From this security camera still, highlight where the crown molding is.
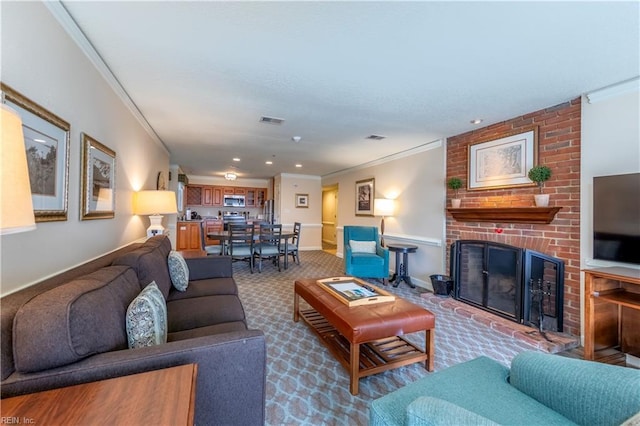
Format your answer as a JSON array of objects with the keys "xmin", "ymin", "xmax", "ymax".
[
  {"xmin": 43, "ymin": 1, "xmax": 169, "ymax": 156},
  {"xmin": 586, "ymin": 77, "xmax": 640, "ymax": 104},
  {"xmin": 322, "ymin": 139, "xmax": 443, "ymax": 180}
]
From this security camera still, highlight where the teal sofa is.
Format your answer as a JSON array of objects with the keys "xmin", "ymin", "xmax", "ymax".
[{"xmin": 370, "ymin": 352, "xmax": 640, "ymax": 426}]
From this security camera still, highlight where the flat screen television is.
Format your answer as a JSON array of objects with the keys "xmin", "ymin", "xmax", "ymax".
[{"xmin": 593, "ymin": 172, "xmax": 640, "ymax": 265}]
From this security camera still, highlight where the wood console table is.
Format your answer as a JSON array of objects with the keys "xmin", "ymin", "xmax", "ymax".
[
  {"xmin": 584, "ymin": 267, "xmax": 640, "ymax": 361},
  {"xmin": 1, "ymin": 364, "xmax": 197, "ymax": 425}
]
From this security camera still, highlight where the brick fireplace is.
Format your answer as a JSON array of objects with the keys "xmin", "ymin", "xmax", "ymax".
[{"xmin": 445, "ymin": 98, "xmax": 581, "ymax": 336}]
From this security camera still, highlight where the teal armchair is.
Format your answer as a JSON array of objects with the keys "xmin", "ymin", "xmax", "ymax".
[{"xmin": 343, "ymin": 226, "xmax": 389, "ymax": 283}]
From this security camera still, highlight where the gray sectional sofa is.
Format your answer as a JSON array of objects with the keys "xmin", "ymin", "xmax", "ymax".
[{"xmin": 1, "ymin": 236, "xmax": 266, "ymax": 426}]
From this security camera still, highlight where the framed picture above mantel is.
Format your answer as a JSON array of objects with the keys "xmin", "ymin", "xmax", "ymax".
[{"xmin": 467, "ymin": 126, "xmax": 538, "ymax": 191}]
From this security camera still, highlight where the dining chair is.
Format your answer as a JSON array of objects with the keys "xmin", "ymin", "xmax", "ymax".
[
  {"xmin": 200, "ymin": 222, "xmax": 222, "ymax": 255},
  {"xmin": 254, "ymin": 223, "xmax": 282, "ymax": 272},
  {"xmin": 280, "ymin": 222, "xmax": 301, "ymax": 266},
  {"xmin": 228, "ymin": 223, "xmax": 255, "ymax": 273}
]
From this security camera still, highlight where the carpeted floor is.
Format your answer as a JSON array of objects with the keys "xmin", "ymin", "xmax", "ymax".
[{"xmin": 233, "ymin": 250, "xmax": 537, "ymax": 426}]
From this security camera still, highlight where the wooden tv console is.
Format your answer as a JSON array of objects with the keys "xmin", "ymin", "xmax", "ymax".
[{"xmin": 584, "ymin": 267, "xmax": 640, "ymax": 361}]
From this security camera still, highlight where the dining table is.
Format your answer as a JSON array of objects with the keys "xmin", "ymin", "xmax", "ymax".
[{"xmin": 206, "ymin": 231, "xmax": 296, "ymax": 270}]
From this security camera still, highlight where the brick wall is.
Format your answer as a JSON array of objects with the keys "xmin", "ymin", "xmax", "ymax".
[{"xmin": 445, "ymin": 98, "xmax": 581, "ymax": 336}]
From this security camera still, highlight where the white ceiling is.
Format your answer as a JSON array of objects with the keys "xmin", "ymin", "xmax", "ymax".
[{"xmin": 58, "ymin": 1, "xmax": 639, "ymax": 179}]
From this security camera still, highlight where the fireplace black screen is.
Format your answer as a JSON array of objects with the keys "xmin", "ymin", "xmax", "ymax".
[{"xmin": 451, "ymin": 240, "xmax": 564, "ymax": 332}]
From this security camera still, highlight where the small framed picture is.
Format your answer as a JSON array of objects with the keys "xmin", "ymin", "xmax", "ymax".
[
  {"xmin": 355, "ymin": 178, "xmax": 375, "ymax": 216},
  {"xmin": 295, "ymin": 193, "xmax": 309, "ymax": 208},
  {"xmin": 81, "ymin": 133, "xmax": 116, "ymax": 220}
]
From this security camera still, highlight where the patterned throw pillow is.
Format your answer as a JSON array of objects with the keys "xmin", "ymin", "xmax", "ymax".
[
  {"xmin": 167, "ymin": 250, "xmax": 189, "ymax": 291},
  {"xmin": 126, "ymin": 281, "xmax": 167, "ymax": 348},
  {"xmin": 349, "ymin": 240, "xmax": 377, "ymax": 254}
]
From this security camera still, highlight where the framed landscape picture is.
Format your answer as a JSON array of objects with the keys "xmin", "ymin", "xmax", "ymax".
[
  {"xmin": 81, "ymin": 133, "xmax": 116, "ymax": 220},
  {"xmin": 355, "ymin": 178, "xmax": 374, "ymax": 216},
  {"xmin": 468, "ymin": 126, "xmax": 538, "ymax": 190},
  {"xmin": 1, "ymin": 83, "xmax": 70, "ymax": 222}
]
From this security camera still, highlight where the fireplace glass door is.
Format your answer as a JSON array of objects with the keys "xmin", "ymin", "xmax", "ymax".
[{"xmin": 453, "ymin": 241, "xmax": 523, "ymax": 322}]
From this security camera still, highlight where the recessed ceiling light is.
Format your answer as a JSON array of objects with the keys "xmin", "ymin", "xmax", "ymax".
[
  {"xmin": 470, "ymin": 119, "xmax": 483, "ymax": 125},
  {"xmin": 233, "ymin": 157, "xmax": 240, "ymax": 162},
  {"xmin": 366, "ymin": 134, "xmax": 386, "ymax": 140},
  {"xmin": 295, "ymin": 164, "xmax": 302, "ymax": 168},
  {"xmin": 265, "ymin": 161, "xmax": 273, "ymax": 165},
  {"xmin": 260, "ymin": 116, "xmax": 285, "ymax": 125},
  {"xmin": 292, "ymin": 136, "xmax": 301, "ymax": 143}
]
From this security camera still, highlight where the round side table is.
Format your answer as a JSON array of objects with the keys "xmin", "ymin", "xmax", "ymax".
[{"xmin": 386, "ymin": 243, "xmax": 418, "ymax": 288}]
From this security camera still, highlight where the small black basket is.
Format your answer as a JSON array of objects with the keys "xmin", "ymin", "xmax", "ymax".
[{"xmin": 430, "ymin": 274, "xmax": 453, "ymax": 297}]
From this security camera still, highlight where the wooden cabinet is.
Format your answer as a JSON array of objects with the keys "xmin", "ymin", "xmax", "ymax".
[
  {"xmin": 256, "ymin": 188, "xmax": 266, "ymax": 207},
  {"xmin": 584, "ymin": 267, "xmax": 640, "ymax": 360},
  {"xmin": 186, "ymin": 185, "xmax": 203, "ymax": 206},
  {"xmin": 246, "ymin": 188, "xmax": 256, "ymax": 207},
  {"xmin": 186, "ymin": 185, "xmax": 266, "ymax": 207},
  {"xmin": 176, "ymin": 222, "xmax": 202, "ymax": 250},
  {"xmin": 202, "ymin": 187, "xmax": 213, "ymax": 206},
  {"xmin": 222, "ymin": 186, "xmax": 246, "ymax": 195},
  {"xmin": 212, "ymin": 187, "xmax": 223, "ymax": 206}
]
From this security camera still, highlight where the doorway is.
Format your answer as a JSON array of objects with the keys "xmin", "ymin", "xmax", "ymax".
[{"xmin": 322, "ymin": 185, "xmax": 338, "ymax": 255}]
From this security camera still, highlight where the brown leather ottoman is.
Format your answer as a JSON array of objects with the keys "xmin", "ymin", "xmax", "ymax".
[{"xmin": 293, "ymin": 278, "xmax": 435, "ymax": 395}]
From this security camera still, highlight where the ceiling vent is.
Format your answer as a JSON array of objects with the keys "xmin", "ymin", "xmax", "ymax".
[
  {"xmin": 260, "ymin": 116, "xmax": 285, "ymax": 125},
  {"xmin": 366, "ymin": 134, "xmax": 386, "ymax": 140}
]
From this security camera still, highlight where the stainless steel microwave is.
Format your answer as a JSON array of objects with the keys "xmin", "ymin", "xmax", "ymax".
[{"xmin": 223, "ymin": 195, "xmax": 245, "ymax": 207}]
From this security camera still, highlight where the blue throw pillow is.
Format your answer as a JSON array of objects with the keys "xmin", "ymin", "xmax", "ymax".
[
  {"xmin": 126, "ymin": 281, "xmax": 167, "ymax": 348},
  {"xmin": 167, "ymin": 250, "xmax": 189, "ymax": 291}
]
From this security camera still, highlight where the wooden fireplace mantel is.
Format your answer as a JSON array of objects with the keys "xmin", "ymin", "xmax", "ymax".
[{"xmin": 446, "ymin": 207, "xmax": 562, "ymax": 224}]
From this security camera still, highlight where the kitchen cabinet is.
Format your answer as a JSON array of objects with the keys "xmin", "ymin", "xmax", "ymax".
[
  {"xmin": 186, "ymin": 185, "xmax": 203, "ymax": 206},
  {"xmin": 246, "ymin": 188, "xmax": 256, "ymax": 207},
  {"xmin": 256, "ymin": 188, "xmax": 266, "ymax": 207},
  {"xmin": 176, "ymin": 222, "xmax": 202, "ymax": 250},
  {"xmin": 186, "ymin": 185, "xmax": 266, "ymax": 207},
  {"xmin": 202, "ymin": 187, "xmax": 214, "ymax": 206},
  {"xmin": 212, "ymin": 187, "xmax": 223, "ymax": 206}
]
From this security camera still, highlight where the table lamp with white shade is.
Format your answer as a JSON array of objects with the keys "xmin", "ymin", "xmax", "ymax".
[
  {"xmin": 1, "ymin": 104, "xmax": 36, "ymax": 235},
  {"xmin": 134, "ymin": 190, "xmax": 177, "ymax": 238},
  {"xmin": 374, "ymin": 198, "xmax": 395, "ymax": 247}
]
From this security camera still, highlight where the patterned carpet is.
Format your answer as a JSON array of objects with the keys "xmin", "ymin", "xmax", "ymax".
[{"xmin": 233, "ymin": 250, "xmax": 536, "ymax": 426}]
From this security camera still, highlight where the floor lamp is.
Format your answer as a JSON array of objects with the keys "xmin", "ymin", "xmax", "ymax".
[{"xmin": 374, "ymin": 198, "xmax": 395, "ymax": 247}]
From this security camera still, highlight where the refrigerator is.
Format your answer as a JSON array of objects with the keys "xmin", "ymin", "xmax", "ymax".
[{"xmin": 263, "ymin": 199, "xmax": 274, "ymax": 224}]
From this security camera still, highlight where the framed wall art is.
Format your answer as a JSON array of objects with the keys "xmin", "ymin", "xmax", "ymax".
[
  {"xmin": 355, "ymin": 178, "xmax": 374, "ymax": 216},
  {"xmin": 81, "ymin": 133, "xmax": 116, "ymax": 220},
  {"xmin": 1, "ymin": 83, "xmax": 70, "ymax": 222},
  {"xmin": 468, "ymin": 126, "xmax": 539, "ymax": 190},
  {"xmin": 295, "ymin": 193, "xmax": 309, "ymax": 208}
]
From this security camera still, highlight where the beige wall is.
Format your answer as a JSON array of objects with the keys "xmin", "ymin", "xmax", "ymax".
[
  {"xmin": 580, "ymin": 84, "xmax": 640, "ymax": 271},
  {"xmin": 322, "ymin": 140, "xmax": 446, "ymax": 288},
  {"xmin": 276, "ymin": 174, "xmax": 322, "ymax": 250},
  {"xmin": 0, "ymin": 2, "xmax": 170, "ymax": 294}
]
